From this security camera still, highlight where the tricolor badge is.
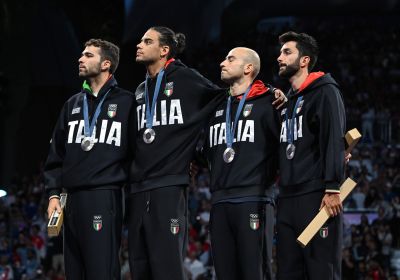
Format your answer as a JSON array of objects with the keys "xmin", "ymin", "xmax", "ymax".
[
  {"xmin": 164, "ymin": 82, "xmax": 174, "ymax": 97},
  {"xmin": 93, "ymin": 215, "xmax": 102, "ymax": 231},
  {"xmin": 107, "ymin": 104, "xmax": 117, "ymax": 118},
  {"xmin": 249, "ymin": 214, "xmax": 260, "ymax": 230},
  {"xmin": 243, "ymin": 104, "xmax": 253, "ymax": 117},
  {"xmin": 296, "ymin": 100, "xmax": 304, "ymax": 114},
  {"xmin": 320, "ymin": 226, "xmax": 328, "ymax": 238},
  {"xmin": 170, "ymin": 218, "xmax": 180, "ymax": 235}
]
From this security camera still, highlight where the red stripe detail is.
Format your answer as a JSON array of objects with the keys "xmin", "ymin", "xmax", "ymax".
[
  {"xmin": 236, "ymin": 80, "xmax": 269, "ymax": 100},
  {"xmin": 298, "ymin": 71, "xmax": 325, "ymax": 93},
  {"xmin": 165, "ymin": 58, "xmax": 175, "ymax": 69}
]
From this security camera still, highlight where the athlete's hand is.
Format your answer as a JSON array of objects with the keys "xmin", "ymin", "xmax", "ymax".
[
  {"xmin": 272, "ymin": 89, "xmax": 287, "ymax": 110},
  {"xmin": 344, "ymin": 152, "xmax": 352, "ymax": 164},
  {"xmin": 47, "ymin": 197, "xmax": 62, "ymax": 219},
  {"xmin": 320, "ymin": 193, "xmax": 343, "ymax": 217}
]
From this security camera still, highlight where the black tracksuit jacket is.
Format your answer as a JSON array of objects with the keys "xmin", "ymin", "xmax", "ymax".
[
  {"xmin": 205, "ymin": 80, "xmax": 281, "ymax": 203},
  {"xmin": 129, "ymin": 60, "xmax": 224, "ymax": 193},
  {"xmin": 44, "ymin": 77, "xmax": 135, "ymax": 197},
  {"xmin": 278, "ymin": 72, "xmax": 346, "ymax": 197}
]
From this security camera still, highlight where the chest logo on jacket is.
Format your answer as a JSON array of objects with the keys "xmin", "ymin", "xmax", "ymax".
[
  {"xmin": 107, "ymin": 104, "xmax": 117, "ymax": 118},
  {"xmin": 67, "ymin": 120, "xmax": 121, "ymax": 146},
  {"xmin": 136, "ymin": 99, "xmax": 184, "ymax": 130},
  {"xmin": 243, "ymin": 104, "xmax": 253, "ymax": 117},
  {"xmin": 209, "ymin": 120, "xmax": 254, "ymax": 147},
  {"xmin": 164, "ymin": 82, "xmax": 174, "ymax": 97}
]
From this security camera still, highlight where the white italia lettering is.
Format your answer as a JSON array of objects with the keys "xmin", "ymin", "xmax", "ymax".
[
  {"xmin": 169, "ymin": 99, "xmax": 183, "ymax": 124},
  {"xmin": 99, "ymin": 120, "xmax": 108, "ymax": 143},
  {"xmin": 67, "ymin": 120, "xmax": 122, "ymax": 147},
  {"xmin": 106, "ymin": 122, "xmax": 121, "ymax": 146},
  {"xmin": 241, "ymin": 120, "xmax": 254, "ymax": 142},
  {"xmin": 298, "ymin": 115, "xmax": 303, "ymax": 138},
  {"xmin": 136, "ymin": 99, "xmax": 184, "ymax": 130},
  {"xmin": 279, "ymin": 116, "xmax": 303, "ymax": 143},
  {"xmin": 67, "ymin": 121, "xmax": 78, "ymax": 143},
  {"xmin": 152, "ymin": 105, "xmax": 160, "ymax": 126},
  {"xmin": 140, "ymin": 104, "xmax": 146, "ymax": 130},
  {"xmin": 137, "ymin": 105, "xmax": 143, "ymax": 131},
  {"xmin": 213, "ymin": 123, "xmax": 221, "ymax": 147},
  {"xmin": 235, "ymin": 120, "xmax": 243, "ymax": 142},
  {"xmin": 218, "ymin": 123, "xmax": 226, "ymax": 145},
  {"xmin": 75, "ymin": 120, "xmax": 85, "ymax": 143},
  {"xmin": 209, "ymin": 120, "xmax": 254, "ymax": 147},
  {"xmin": 209, "ymin": 126, "xmax": 213, "ymax": 148},
  {"xmin": 280, "ymin": 121, "xmax": 287, "ymax": 142},
  {"xmin": 161, "ymin": 100, "xmax": 167, "ymax": 125}
]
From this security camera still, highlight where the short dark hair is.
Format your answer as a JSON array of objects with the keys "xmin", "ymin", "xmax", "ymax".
[
  {"xmin": 85, "ymin": 39, "xmax": 120, "ymax": 74},
  {"xmin": 150, "ymin": 26, "xmax": 186, "ymax": 59},
  {"xmin": 279, "ymin": 31, "xmax": 319, "ymax": 71}
]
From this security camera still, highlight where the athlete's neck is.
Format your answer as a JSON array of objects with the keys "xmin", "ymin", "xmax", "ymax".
[
  {"xmin": 88, "ymin": 73, "xmax": 112, "ymax": 93},
  {"xmin": 289, "ymin": 69, "xmax": 308, "ymax": 91},
  {"xmin": 147, "ymin": 58, "xmax": 168, "ymax": 78},
  {"xmin": 230, "ymin": 79, "xmax": 253, "ymax": 97}
]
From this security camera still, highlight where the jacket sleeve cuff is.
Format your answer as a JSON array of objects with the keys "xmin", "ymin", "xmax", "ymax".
[
  {"xmin": 47, "ymin": 189, "xmax": 62, "ymax": 199},
  {"xmin": 265, "ymin": 83, "xmax": 277, "ymax": 93},
  {"xmin": 325, "ymin": 189, "xmax": 340, "ymax": 194},
  {"xmin": 325, "ymin": 181, "xmax": 340, "ymax": 194}
]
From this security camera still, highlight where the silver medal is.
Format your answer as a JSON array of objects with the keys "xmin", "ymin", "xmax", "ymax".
[
  {"xmin": 286, "ymin": 143, "xmax": 296, "ymax": 160},
  {"xmin": 81, "ymin": 137, "xmax": 94, "ymax": 151},
  {"xmin": 143, "ymin": 128, "xmax": 156, "ymax": 144},
  {"xmin": 223, "ymin": 147, "xmax": 235, "ymax": 163}
]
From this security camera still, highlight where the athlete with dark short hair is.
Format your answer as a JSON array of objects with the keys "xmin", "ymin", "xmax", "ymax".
[{"xmin": 45, "ymin": 39, "xmax": 135, "ymax": 279}]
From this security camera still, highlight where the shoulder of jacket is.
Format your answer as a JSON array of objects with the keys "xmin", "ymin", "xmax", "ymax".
[{"xmin": 65, "ymin": 91, "xmax": 84, "ymax": 104}]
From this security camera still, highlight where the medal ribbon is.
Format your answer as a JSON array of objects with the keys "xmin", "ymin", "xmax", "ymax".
[
  {"xmin": 144, "ymin": 69, "xmax": 165, "ymax": 129},
  {"xmin": 284, "ymin": 95, "xmax": 303, "ymax": 144},
  {"xmin": 83, "ymin": 89, "xmax": 112, "ymax": 138},
  {"xmin": 225, "ymin": 86, "xmax": 251, "ymax": 148}
]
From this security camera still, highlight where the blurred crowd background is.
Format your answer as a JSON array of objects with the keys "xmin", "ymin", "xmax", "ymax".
[{"xmin": 1, "ymin": 0, "xmax": 400, "ymax": 279}]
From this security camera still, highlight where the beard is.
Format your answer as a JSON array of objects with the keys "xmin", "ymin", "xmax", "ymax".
[
  {"xmin": 79, "ymin": 63, "xmax": 102, "ymax": 78},
  {"xmin": 278, "ymin": 58, "xmax": 301, "ymax": 79}
]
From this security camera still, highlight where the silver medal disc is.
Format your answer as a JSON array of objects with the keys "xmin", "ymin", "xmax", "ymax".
[
  {"xmin": 81, "ymin": 137, "xmax": 94, "ymax": 151},
  {"xmin": 286, "ymin": 143, "xmax": 296, "ymax": 160},
  {"xmin": 223, "ymin": 147, "xmax": 235, "ymax": 163},
  {"xmin": 143, "ymin": 128, "xmax": 156, "ymax": 144}
]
